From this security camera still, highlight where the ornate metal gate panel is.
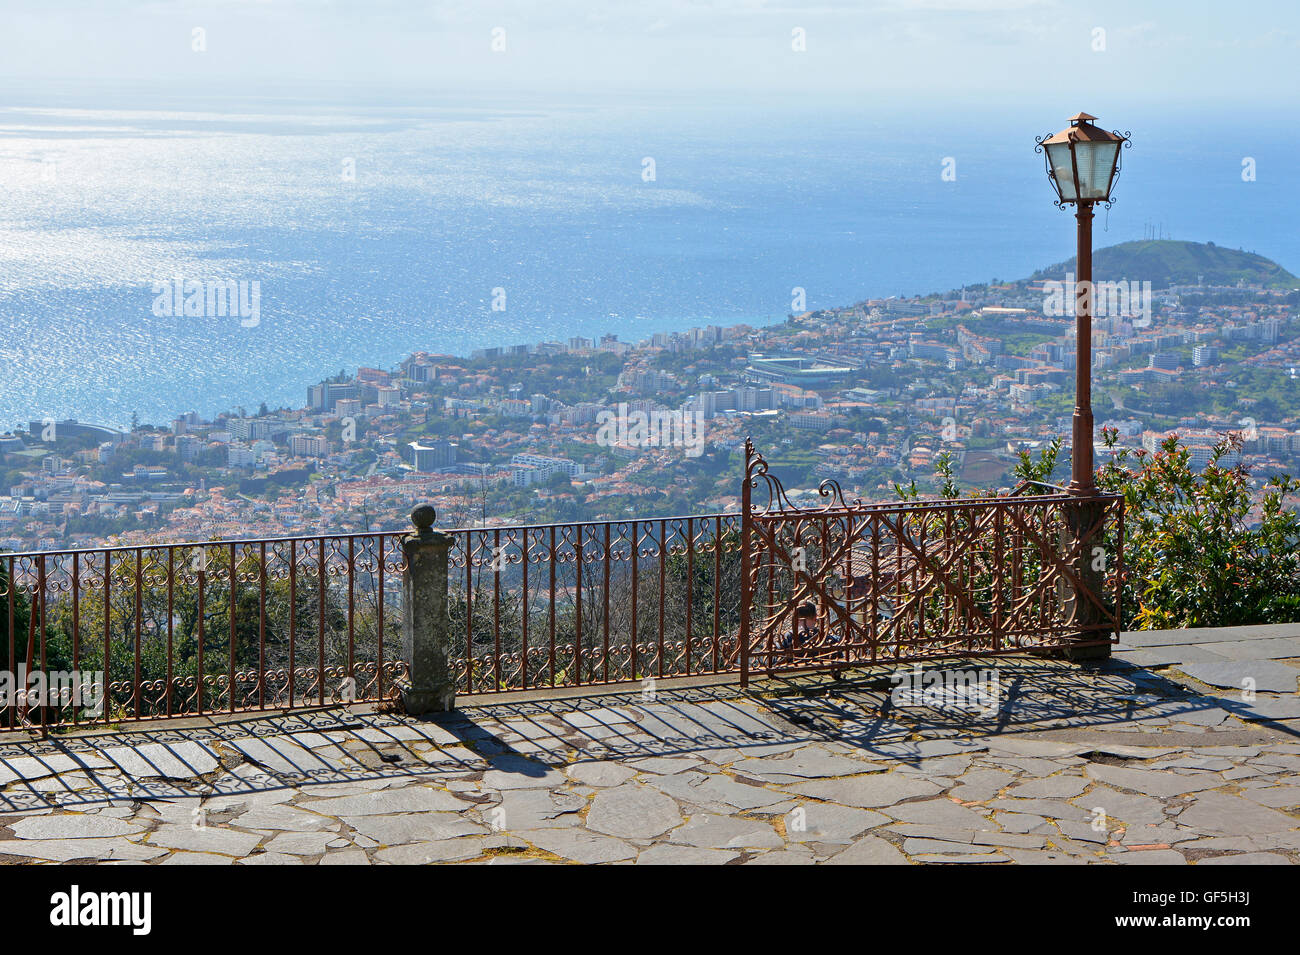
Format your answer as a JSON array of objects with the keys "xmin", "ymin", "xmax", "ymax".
[{"xmin": 738, "ymin": 441, "xmax": 1123, "ymax": 683}]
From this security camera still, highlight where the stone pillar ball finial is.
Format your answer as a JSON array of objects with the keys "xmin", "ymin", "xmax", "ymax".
[{"xmin": 410, "ymin": 503, "xmax": 437, "ymax": 540}]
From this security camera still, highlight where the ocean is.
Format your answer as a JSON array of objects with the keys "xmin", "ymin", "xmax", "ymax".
[{"xmin": 0, "ymin": 92, "xmax": 1295, "ymax": 430}]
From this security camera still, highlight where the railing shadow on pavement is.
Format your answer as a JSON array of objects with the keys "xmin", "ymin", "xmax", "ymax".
[
  {"xmin": 4, "ymin": 648, "xmax": 1292, "ymax": 814},
  {"xmin": 746, "ymin": 655, "xmax": 1300, "ymax": 765}
]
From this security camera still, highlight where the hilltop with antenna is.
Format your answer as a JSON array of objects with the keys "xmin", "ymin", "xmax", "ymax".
[{"xmin": 1030, "ymin": 239, "xmax": 1297, "ymax": 289}]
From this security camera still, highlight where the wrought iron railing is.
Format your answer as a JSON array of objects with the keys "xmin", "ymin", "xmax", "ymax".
[
  {"xmin": 0, "ymin": 445, "xmax": 1124, "ymax": 732},
  {"xmin": 739, "ymin": 440, "xmax": 1124, "ymax": 681},
  {"xmin": 0, "ymin": 516, "xmax": 750, "ymax": 731},
  {"xmin": 1, "ymin": 533, "xmax": 408, "ymax": 732},
  {"xmin": 447, "ymin": 515, "xmax": 744, "ymax": 694}
]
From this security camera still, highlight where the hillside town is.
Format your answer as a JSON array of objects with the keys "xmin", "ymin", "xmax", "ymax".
[{"xmin": 3, "ymin": 267, "xmax": 1298, "ymax": 553}]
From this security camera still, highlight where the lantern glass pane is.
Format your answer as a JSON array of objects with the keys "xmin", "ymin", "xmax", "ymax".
[
  {"xmin": 1044, "ymin": 142, "xmax": 1077, "ymax": 200},
  {"xmin": 1073, "ymin": 141, "xmax": 1120, "ymax": 200}
]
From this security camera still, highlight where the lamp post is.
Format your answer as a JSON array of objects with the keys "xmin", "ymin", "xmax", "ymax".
[{"xmin": 1036, "ymin": 112, "xmax": 1129, "ymax": 496}]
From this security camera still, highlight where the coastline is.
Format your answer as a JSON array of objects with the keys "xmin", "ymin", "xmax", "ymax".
[{"xmin": 15, "ymin": 307, "xmax": 799, "ymax": 433}]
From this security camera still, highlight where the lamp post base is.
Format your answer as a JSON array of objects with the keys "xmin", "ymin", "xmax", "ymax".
[{"xmin": 1060, "ymin": 641, "xmax": 1111, "ymax": 662}]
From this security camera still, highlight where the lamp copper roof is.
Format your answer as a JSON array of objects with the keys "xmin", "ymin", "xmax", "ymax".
[{"xmin": 1043, "ymin": 112, "xmax": 1123, "ymax": 144}]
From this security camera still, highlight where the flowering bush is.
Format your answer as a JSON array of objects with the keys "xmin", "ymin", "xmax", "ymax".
[{"xmin": 1095, "ymin": 428, "xmax": 1300, "ymax": 629}]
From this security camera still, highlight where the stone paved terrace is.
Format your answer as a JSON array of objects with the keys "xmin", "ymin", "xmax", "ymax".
[{"xmin": 1, "ymin": 624, "xmax": 1298, "ymax": 865}]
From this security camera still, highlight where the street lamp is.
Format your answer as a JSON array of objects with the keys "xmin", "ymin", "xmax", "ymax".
[{"xmin": 1036, "ymin": 112, "xmax": 1130, "ymax": 496}]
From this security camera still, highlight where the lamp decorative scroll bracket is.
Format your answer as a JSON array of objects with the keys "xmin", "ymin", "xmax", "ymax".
[
  {"xmin": 1100, "ymin": 131, "xmax": 1134, "ymax": 211},
  {"xmin": 1034, "ymin": 133, "xmax": 1068, "ymax": 212},
  {"xmin": 744, "ymin": 439, "xmax": 862, "ymax": 516}
]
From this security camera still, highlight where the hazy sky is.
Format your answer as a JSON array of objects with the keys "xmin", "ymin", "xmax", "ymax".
[{"xmin": 1, "ymin": 0, "xmax": 1295, "ymax": 106}]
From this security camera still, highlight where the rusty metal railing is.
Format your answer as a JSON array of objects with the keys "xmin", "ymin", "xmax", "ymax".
[
  {"xmin": 739, "ymin": 440, "xmax": 1124, "ymax": 682},
  {"xmin": 0, "ymin": 515, "xmax": 749, "ymax": 731},
  {"xmin": 1, "ymin": 533, "xmax": 409, "ymax": 732},
  {"xmin": 447, "ymin": 515, "xmax": 744, "ymax": 694},
  {"xmin": 1, "ymin": 446, "xmax": 1124, "ymax": 731}
]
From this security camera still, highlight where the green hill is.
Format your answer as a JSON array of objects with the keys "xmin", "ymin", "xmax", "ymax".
[{"xmin": 1030, "ymin": 240, "xmax": 1297, "ymax": 290}]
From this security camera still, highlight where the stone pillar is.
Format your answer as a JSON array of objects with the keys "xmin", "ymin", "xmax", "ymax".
[
  {"xmin": 400, "ymin": 504, "xmax": 456, "ymax": 714},
  {"xmin": 1063, "ymin": 497, "xmax": 1110, "ymax": 661}
]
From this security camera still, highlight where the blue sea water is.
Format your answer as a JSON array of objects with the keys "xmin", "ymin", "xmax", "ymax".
[{"xmin": 0, "ymin": 93, "xmax": 1295, "ymax": 430}]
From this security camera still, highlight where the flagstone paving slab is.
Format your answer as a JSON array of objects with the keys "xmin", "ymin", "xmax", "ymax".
[
  {"xmin": 1241, "ymin": 785, "xmax": 1300, "ymax": 808},
  {"xmin": 565, "ymin": 762, "xmax": 637, "ymax": 788},
  {"xmin": 148, "ymin": 824, "xmax": 263, "ymax": 857},
  {"xmin": 667, "ymin": 814, "xmax": 784, "ymax": 850},
  {"xmin": 299, "ymin": 786, "xmax": 471, "ymax": 816},
  {"xmin": 101, "ymin": 742, "xmax": 221, "ymax": 779},
  {"xmin": 480, "ymin": 755, "xmax": 568, "ymax": 791},
  {"xmin": 230, "ymin": 805, "xmax": 339, "ymax": 832},
  {"xmin": 730, "ymin": 747, "xmax": 888, "ymax": 782},
  {"xmin": 685, "ymin": 775, "xmax": 792, "ymax": 811},
  {"xmin": 880, "ymin": 798, "xmax": 993, "ymax": 829},
  {"xmin": 8, "ymin": 813, "xmax": 144, "ymax": 839},
  {"xmin": 1158, "ymin": 704, "xmax": 1233, "ymax": 727},
  {"xmin": 262, "ymin": 831, "xmax": 340, "ymax": 855},
  {"xmin": 949, "ymin": 768, "xmax": 1015, "ymax": 801},
  {"xmin": 1220, "ymin": 695, "xmax": 1300, "ymax": 720},
  {"xmin": 1001, "ymin": 848, "xmax": 1089, "ymax": 864},
  {"xmin": 903, "ymin": 837, "xmax": 997, "ymax": 855},
  {"xmin": 1114, "ymin": 646, "xmax": 1231, "ymax": 666},
  {"xmin": 995, "ymin": 811, "xmax": 1051, "ymax": 833},
  {"xmin": 522, "ymin": 828, "xmax": 637, "ymax": 863},
  {"xmin": 1119, "ymin": 623, "xmax": 1300, "ymax": 647},
  {"xmin": 160, "ymin": 852, "xmax": 235, "ymax": 865},
  {"xmin": 0, "ymin": 837, "xmax": 166, "ymax": 862},
  {"xmin": 1083, "ymin": 763, "xmax": 1224, "ymax": 798},
  {"xmin": 986, "ymin": 798, "xmax": 1094, "ymax": 822},
  {"xmin": 1175, "ymin": 791, "xmax": 1299, "ymax": 835},
  {"xmin": 822, "ymin": 835, "xmax": 909, "ymax": 865},
  {"xmin": 745, "ymin": 846, "xmax": 819, "ymax": 864},
  {"xmin": 973, "ymin": 831, "xmax": 1047, "ymax": 849},
  {"xmin": 635, "ymin": 844, "xmax": 739, "ymax": 865},
  {"xmin": 912, "ymin": 852, "xmax": 1008, "ymax": 863},
  {"xmin": 319, "ymin": 849, "xmax": 371, "ymax": 865},
  {"xmin": 1120, "ymin": 824, "xmax": 1201, "ymax": 846},
  {"xmin": 1056, "ymin": 820, "xmax": 1109, "ymax": 844},
  {"xmin": 780, "ymin": 773, "xmax": 943, "ymax": 808},
  {"xmin": 983, "ymin": 739, "xmax": 1092, "ymax": 758},
  {"xmin": 1178, "ymin": 661, "xmax": 1300, "ymax": 694},
  {"xmin": 785, "ymin": 803, "xmax": 889, "ymax": 844},
  {"xmin": 491, "ymin": 788, "xmax": 587, "ymax": 831},
  {"xmin": 1007, "ymin": 776, "xmax": 1089, "ymax": 799},
  {"xmin": 1112, "ymin": 849, "xmax": 1187, "ymax": 865},
  {"xmin": 341, "ymin": 812, "xmax": 486, "ymax": 845},
  {"xmin": 374, "ymin": 838, "xmax": 487, "ymax": 864},
  {"xmin": 238, "ymin": 851, "xmax": 304, "ymax": 865},
  {"xmin": 585, "ymin": 785, "xmax": 682, "ymax": 840},
  {"xmin": 1072, "ymin": 786, "xmax": 1166, "ymax": 826},
  {"xmin": 1198, "ymin": 638, "xmax": 1300, "ymax": 660},
  {"xmin": 625, "ymin": 756, "xmax": 705, "ymax": 775},
  {"xmin": 987, "ymin": 756, "xmax": 1075, "ymax": 778}
]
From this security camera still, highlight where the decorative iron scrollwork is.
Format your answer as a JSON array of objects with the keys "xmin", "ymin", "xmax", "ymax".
[
  {"xmin": 817, "ymin": 479, "xmax": 863, "ymax": 510},
  {"xmin": 1034, "ymin": 133, "xmax": 1067, "ymax": 211},
  {"xmin": 1100, "ymin": 131, "xmax": 1133, "ymax": 211},
  {"xmin": 745, "ymin": 439, "xmax": 862, "ymax": 514},
  {"xmin": 745, "ymin": 438, "xmax": 793, "ymax": 514}
]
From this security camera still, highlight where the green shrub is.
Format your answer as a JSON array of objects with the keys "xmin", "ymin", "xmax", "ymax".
[{"xmin": 1097, "ymin": 429, "xmax": 1300, "ymax": 630}]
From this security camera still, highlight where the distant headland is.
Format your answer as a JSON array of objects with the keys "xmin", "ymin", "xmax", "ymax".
[{"xmin": 1028, "ymin": 239, "xmax": 1298, "ymax": 290}]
